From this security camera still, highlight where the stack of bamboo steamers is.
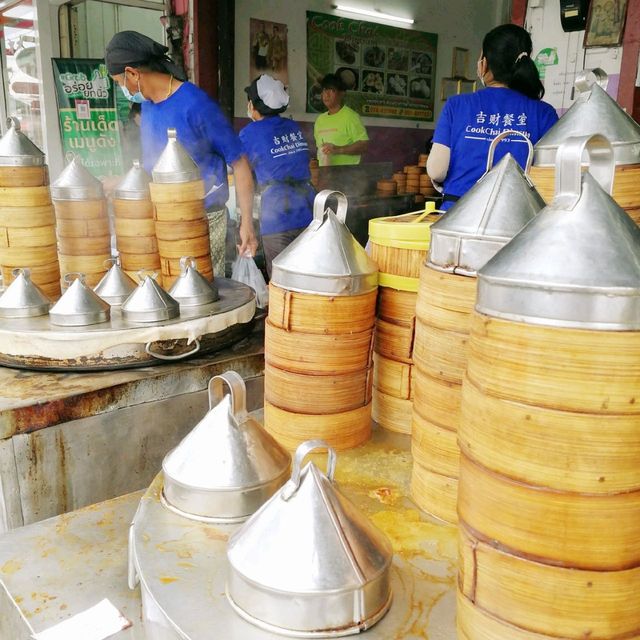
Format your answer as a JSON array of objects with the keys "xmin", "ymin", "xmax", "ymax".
[
  {"xmin": 410, "ymin": 131, "xmax": 545, "ymax": 524},
  {"xmin": 0, "ymin": 118, "xmax": 60, "ymax": 299},
  {"xmin": 51, "ymin": 156, "xmax": 110, "ymax": 289},
  {"xmin": 149, "ymin": 128, "xmax": 213, "ymax": 288},
  {"xmin": 530, "ymin": 68, "xmax": 640, "ymax": 225},
  {"xmin": 457, "ymin": 134, "xmax": 640, "ymax": 640},
  {"xmin": 264, "ymin": 190, "xmax": 378, "ymax": 450},
  {"xmin": 368, "ymin": 205, "xmax": 438, "ymax": 433}
]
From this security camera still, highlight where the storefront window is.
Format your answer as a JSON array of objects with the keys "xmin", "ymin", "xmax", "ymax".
[{"xmin": 0, "ymin": 0, "xmax": 43, "ymax": 148}]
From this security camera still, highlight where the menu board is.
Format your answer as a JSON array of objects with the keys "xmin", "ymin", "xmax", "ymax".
[{"xmin": 306, "ymin": 11, "xmax": 438, "ymax": 122}]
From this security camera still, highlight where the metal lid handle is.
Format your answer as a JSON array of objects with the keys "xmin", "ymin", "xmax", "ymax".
[
  {"xmin": 574, "ymin": 68, "xmax": 608, "ymax": 97},
  {"xmin": 135, "ymin": 269, "xmax": 158, "ymax": 283},
  {"xmin": 282, "ymin": 440, "xmax": 336, "ymax": 501},
  {"xmin": 313, "ymin": 190, "xmax": 348, "ymax": 225},
  {"xmin": 485, "ymin": 129, "xmax": 534, "ymax": 174},
  {"xmin": 63, "ymin": 272, "xmax": 85, "ymax": 286},
  {"xmin": 11, "ymin": 267, "xmax": 30, "ymax": 279},
  {"xmin": 179, "ymin": 256, "xmax": 197, "ymax": 275},
  {"xmin": 207, "ymin": 371, "xmax": 248, "ymax": 420},
  {"xmin": 554, "ymin": 134, "xmax": 614, "ymax": 210},
  {"xmin": 167, "ymin": 128, "xmax": 177, "ymax": 141},
  {"xmin": 6, "ymin": 116, "xmax": 20, "ymax": 132}
]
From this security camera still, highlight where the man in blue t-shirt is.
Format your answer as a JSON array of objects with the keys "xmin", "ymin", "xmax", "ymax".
[
  {"xmin": 240, "ymin": 75, "xmax": 314, "ymax": 277},
  {"xmin": 105, "ymin": 31, "xmax": 258, "ymax": 277}
]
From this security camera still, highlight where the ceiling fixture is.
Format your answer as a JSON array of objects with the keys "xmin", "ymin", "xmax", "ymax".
[{"xmin": 334, "ymin": 4, "xmax": 415, "ymax": 25}]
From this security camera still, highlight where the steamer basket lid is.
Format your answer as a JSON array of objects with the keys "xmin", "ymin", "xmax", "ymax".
[
  {"xmin": 477, "ymin": 134, "xmax": 640, "ymax": 330},
  {"xmin": 428, "ymin": 131, "xmax": 545, "ymax": 277},
  {"xmin": 162, "ymin": 371, "xmax": 290, "ymax": 520},
  {"xmin": 270, "ymin": 190, "xmax": 378, "ymax": 296},
  {"xmin": 50, "ymin": 156, "xmax": 104, "ymax": 200},
  {"xmin": 151, "ymin": 128, "xmax": 201, "ymax": 183},
  {"xmin": 0, "ymin": 117, "xmax": 45, "ymax": 167},
  {"xmin": 0, "ymin": 269, "xmax": 50, "ymax": 318},
  {"xmin": 49, "ymin": 274, "xmax": 110, "ymax": 326},
  {"xmin": 534, "ymin": 69, "xmax": 640, "ymax": 166},
  {"xmin": 121, "ymin": 273, "xmax": 179, "ymax": 323},
  {"xmin": 168, "ymin": 257, "xmax": 219, "ymax": 307},
  {"xmin": 114, "ymin": 160, "xmax": 151, "ymax": 200},
  {"xmin": 226, "ymin": 440, "xmax": 393, "ymax": 636},
  {"xmin": 93, "ymin": 259, "xmax": 138, "ymax": 306}
]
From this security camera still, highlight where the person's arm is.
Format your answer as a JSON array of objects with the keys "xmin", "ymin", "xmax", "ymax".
[
  {"xmin": 426, "ymin": 143, "xmax": 450, "ymax": 184},
  {"xmin": 321, "ymin": 139, "xmax": 368, "ymax": 156},
  {"xmin": 232, "ymin": 154, "xmax": 258, "ymax": 257}
]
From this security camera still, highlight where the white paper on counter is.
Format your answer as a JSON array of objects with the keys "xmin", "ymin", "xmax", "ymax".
[{"xmin": 32, "ymin": 598, "xmax": 131, "ymax": 640}]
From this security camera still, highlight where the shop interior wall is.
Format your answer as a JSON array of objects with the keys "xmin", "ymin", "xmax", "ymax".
[{"xmin": 233, "ymin": 0, "xmax": 510, "ymax": 170}]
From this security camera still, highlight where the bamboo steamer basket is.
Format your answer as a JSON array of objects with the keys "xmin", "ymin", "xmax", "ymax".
[
  {"xmin": 153, "ymin": 200, "xmax": 206, "ymax": 222},
  {"xmin": 264, "ymin": 400, "xmax": 372, "ymax": 451},
  {"xmin": 467, "ymin": 312, "xmax": 640, "ymax": 414},
  {"xmin": 0, "ymin": 165, "xmax": 48, "ymax": 187},
  {"xmin": 38, "ymin": 280, "xmax": 62, "ymax": 300},
  {"xmin": 458, "ymin": 525, "xmax": 640, "ymax": 639},
  {"xmin": 56, "ymin": 217, "xmax": 110, "ymax": 238},
  {"xmin": 59, "ymin": 270, "xmax": 105, "ymax": 289},
  {"xmin": 53, "ymin": 199, "xmax": 106, "ymax": 220},
  {"xmin": 157, "ymin": 234, "xmax": 210, "ymax": 259},
  {"xmin": 264, "ymin": 362, "xmax": 372, "ymax": 415},
  {"xmin": 161, "ymin": 253, "xmax": 212, "ymax": 278},
  {"xmin": 372, "ymin": 353, "xmax": 412, "ymax": 399},
  {"xmin": 460, "ymin": 375, "xmax": 640, "ymax": 493},
  {"xmin": 459, "ymin": 452, "xmax": 640, "ymax": 570},
  {"xmin": 418, "ymin": 153, "xmax": 429, "ymax": 167},
  {"xmin": 376, "ymin": 179, "xmax": 396, "ymax": 195},
  {"xmin": 0, "ymin": 186, "xmax": 51, "ymax": 207},
  {"xmin": 58, "ymin": 235, "xmax": 111, "ymax": 256},
  {"xmin": 411, "ymin": 411, "xmax": 458, "ymax": 477},
  {"xmin": 119, "ymin": 252, "xmax": 162, "ymax": 272},
  {"xmin": 116, "ymin": 236, "xmax": 158, "ymax": 255},
  {"xmin": 371, "ymin": 390, "xmax": 412, "ymax": 434},
  {"xmin": 113, "ymin": 198, "xmax": 154, "ymax": 219},
  {"xmin": 412, "ymin": 368, "xmax": 461, "ymax": 431},
  {"xmin": 376, "ymin": 287, "xmax": 416, "ymax": 326},
  {"xmin": 268, "ymin": 284, "xmax": 376, "ymax": 334},
  {"xmin": 58, "ymin": 253, "xmax": 111, "ymax": 274},
  {"xmin": 410, "ymin": 462, "xmax": 457, "ymax": 524},
  {"xmin": 1, "ymin": 244, "xmax": 58, "ymax": 266},
  {"xmin": 406, "ymin": 165, "xmax": 424, "ymax": 176},
  {"xmin": 0, "ymin": 225, "xmax": 56, "ymax": 248},
  {"xmin": 155, "ymin": 218, "xmax": 209, "ymax": 240},
  {"xmin": 114, "ymin": 217, "xmax": 156, "ymax": 238},
  {"xmin": 417, "ymin": 263, "xmax": 477, "ymax": 317},
  {"xmin": 374, "ymin": 317, "xmax": 414, "ymax": 363},
  {"xmin": 149, "ymin": 180, "xmax": 205, "ymax": 204},
  {"xmin": 265, "ymin": 320, "xmax": 373, "ymax": 375},
  {"xmin": 0, "ymin": 204, "xmax": 55, "ymax": 227},
  {"xmin": 2, "ymin": 261, "xmax": 60, "ymax": 286},
  {"xmin": 413, "ymin": 318, "xmax": 468, "ymax": 383}
]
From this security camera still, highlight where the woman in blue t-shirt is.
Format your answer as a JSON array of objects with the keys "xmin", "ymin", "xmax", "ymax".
[
  {"xmin": 105, "ymin": 31, "xmax": 258, "ymax": 276},
  {"xmin": 428, "ymin": 24, "xmax": 558, "ymax": 210},
  {"xmin": 240, "ymin": 75, "xmax": 314, "ymax": 277}
]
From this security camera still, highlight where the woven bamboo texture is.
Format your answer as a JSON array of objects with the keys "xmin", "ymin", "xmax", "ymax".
[
  {"xmin": 58, "ymin": 253, "xmax": 111, "ymax": 275},
  {"xmin": 149, "ymin": 180, "xmax": 204, "ymax": 203},
  {"xmin": 1, "ymin": 245, "xmax": 58, "ymax": 266},
  {"xmin": 374, "ymin": 317, "xmax": 414, "ymax": 363},
  {"xmin": 155, "ymin": 218, "xmax": 209, "ymax": 240},
  {"xmin": 117, "ymin": 236, "xmax": 159, "ymax": 255},
  {"xmin": 467, "ymin": 312, "xmax": 640, "ymax": 414},
  {"xmin": 372, "ymin": 353, "xmax": 412, "ymax": 399},
  {"xmin": 2, "ymin": 261, "xmax": 59, "ymax": 286},
  {"xmin": 412, "ymin": 368, "xmax": 461, "ymax": 431},
  {"xmin": 266, "ymin": 320, "xmax": 373, "ymax": 375},
  {"xmin": 157, "ymin": 235, "xmax": 211, "ymax": 258},
  {"xmin": 53, "ymin": 199, "xmax": 106, "ymax": 220},
  {"xmin": 417, "ymin": 263, "xmax": 477, "ymax": 316},
  {"xmin": 458, "ymin": 452, "xmax": 640, "ymax": 571},
  {"xmin": 268, "ymin": 284, "xmax": 377, "ymax": 334},
  {"xmin": 0, "ymin": 225, "xmax": 56, "ymax": 248},
  {"xmin": 372, "ymin": 389, "xmax": 412, "ymax": 434},
  {"xmin": 264, "ymin": 362, "xmax": 372, "ymax": 414},
  {"xmin": 0, "ymin": 186, "xmax": 51, "ymax": 207},
  {"xmin": 411, "ymin": 411, "xmax": 458, "ymax": 478},
  {"xmin": 264, "ymin": 400, "xmax": 372, "ymax": 451},
  {"xmin": 458, "ymin": 524, "xmax": 640, "ymax": 639},
  {"xmin": 0, "ymin": 204, "xmax": 55, "ymax": 227},
  {"xmin": 0, "ymin": 165, "xmax": 48, "ymax": 187},
  {"xmin": 57, "ymin": 235, "xmax": 111, "ymax": 256},
  {"xmin": 57, "ymin": 218, "xmax": 110, "ymax": 238},
  {"xmin": 153, "ymin": 200, "xmax": 206, "ymax": 222},
  {"xmin": 413, "ymin": 318, "xmax": 468, "ymax": 383},
  {"xmin": 114, "ymin": 218, "xmax": 156, "ymax": 237},
  {"xmin": 119, "ymin": 252, "xmax": 162, "ymax": 272},
  {"xmin": 377, "ymin": 287, "xmax": 417, "ymax": 326},
  {"xmin": 112, "ymin": 199, "xmax": 154, "ymax": 219},
  {"xmin": 460, "ymin": 375, "xmax": 640, "ymax": 493},
  {"xmin": 410, "ymin": 462, "xmax": 458, "ymax": 524},
  {"xmin": 161, "ymin": 254, "xmax": 213, "ymax": 278},
  {"xmin": 370, "ymin": 244, "xmax": 426, "ymax": 279}
]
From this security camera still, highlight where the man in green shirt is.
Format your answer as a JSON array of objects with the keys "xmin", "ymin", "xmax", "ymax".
[{"xmin": 313, "ymin": 74, "xmax": 368, "ymax": 166}]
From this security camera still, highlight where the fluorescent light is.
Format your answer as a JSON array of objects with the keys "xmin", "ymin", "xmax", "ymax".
[{"xmin": 334, "ymin": 4, "xmax": 415, "ymax": 25}]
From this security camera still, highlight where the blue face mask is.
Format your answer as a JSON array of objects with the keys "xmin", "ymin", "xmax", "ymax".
[{"xmin": 121, "ymin": 76, "xmax": 146, "ymax": 103}]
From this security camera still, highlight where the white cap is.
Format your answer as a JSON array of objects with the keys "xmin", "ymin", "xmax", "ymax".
[{"xmin": 256, "ymin": 75, "xmax": 290, "ymax": 110}]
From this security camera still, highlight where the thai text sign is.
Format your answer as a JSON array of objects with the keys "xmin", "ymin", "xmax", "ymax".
[{"xmin": 307, "ymin": 11, "xmax": 438, "ymax": 122}]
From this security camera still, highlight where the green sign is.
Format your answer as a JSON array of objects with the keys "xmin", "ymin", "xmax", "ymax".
[
  {"xmin": 52, "ymin": 58, "xmax": 123, "ymax": 178},
  {"xmin": 307, "ymin": 11, "xmax": 438, "ymax": 122}
]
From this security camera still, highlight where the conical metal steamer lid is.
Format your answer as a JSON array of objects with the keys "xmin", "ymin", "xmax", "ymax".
[
  {"xmin": 121, "ymin": 272, "xmax": 179, "ymax": 322},
  {"xmin": 162, "ymin": 371, "xmax": 290, "ymax": 522},
  {"xmin": 477, "ymin": 134, "xmax": 640, "ymax": 330},
  {"xmin": 271, "ymin": 190, "xmax": 378, "ymax": 295},
  {"xmin": 226, "ymin": 440, "xmax": 394, "ymax": 637},
  {"xmin": 50, "ymin": 155, "xmax": 103, "ymax": 200},
  {"xmin": 0, "ymin": 117, "xmax": 45, "ymax": 166},
  {"xmin": 151, "ymin": 128, "xmax": 200, "ymax": 183},
  {"xmin": 114, "ymin": 160, "xmax": 150, "ymax": 200},
  {"xmin": 0, "ymin": 269, "xmax": 50, "ymax": 318},
  {"xmin": 168, "ymin": 256, "xmax": 219, "ymax": 307},
  {"xmin": 535, "ymin": 69, "xmax": 640, "ymax": 166},
  {"xmin": 428, "ymin": 130, "xmax": 545, "ymax": 276},
  {"xmin": 93, "ymin": 258, "xmax": 137, "ymax": 305},
  {"xmin": 49, "ymin": 274, "xmax": 110, "ymax": 326}
]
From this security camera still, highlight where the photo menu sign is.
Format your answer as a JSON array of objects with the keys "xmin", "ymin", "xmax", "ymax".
[{"xmin": 306, "ymin": 11, "xmax": 438, "ymax": 122}]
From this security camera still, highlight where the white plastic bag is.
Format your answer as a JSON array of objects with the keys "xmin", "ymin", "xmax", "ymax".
[{"xmin": 231, "ymin": 252, "xmax": 269, "ymax": 308}]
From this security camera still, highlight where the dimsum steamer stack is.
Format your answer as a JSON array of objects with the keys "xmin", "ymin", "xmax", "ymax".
[{"xmin": 457, "ymin": 134, "xmax": 640, "ymax": 640}]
